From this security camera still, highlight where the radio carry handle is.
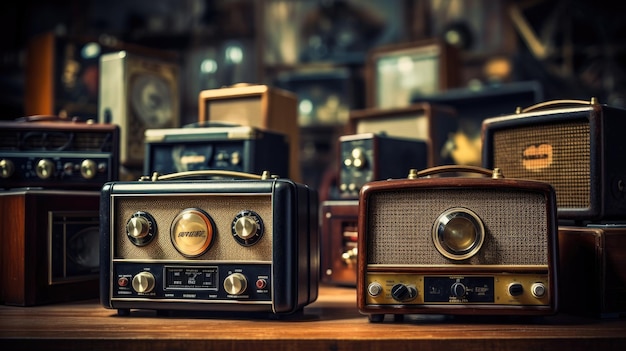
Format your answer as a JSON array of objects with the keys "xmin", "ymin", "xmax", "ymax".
[
  {"xmin": 139, "ymin": 170, "xmax": 276, "ymax": 182},
  {"xmin": 408, "ymin": 165, "xmax": 504, "ymax": 179}
]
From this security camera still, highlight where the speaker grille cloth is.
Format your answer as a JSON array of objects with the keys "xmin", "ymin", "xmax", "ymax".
[
  {"xmin": 367, "ymin": 188, "xmax": 549, "ymax": 265},
  {"xmin": 492, "ymin": 120, "xmax": 590, "ymax": 209},
  {"xmin": 114, "ymin": 194, "xmax": 272, "ymax": 261}
]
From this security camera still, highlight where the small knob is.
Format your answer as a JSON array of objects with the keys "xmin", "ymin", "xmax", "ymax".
[
  {"xmin": 367, "ymin": 282, "xmax": 383, "ymax": 297},
  {"xmin": 350, "ymin": 148, "xmax": 367, "ymax": 169},
  {"xmin": 132, "ymin": 271, "xmax": 156, "ymax": 293},
  {"xmin": 126, "ymin": 211, "xmax": 157, "ymax": 246},
  {"xmin": 36, "ymin": 159, "xmax": 55, "ymax": 179},
  {"xmin": 80, "ymin": 159, "xmax": 98, "ymax": 179},
  {"xmin": 127, "ymin": 216, "xmax": 150, "ymax": 239},
  {"xmin": 0, "ymin": 159, "xmax": 14, "ymax": 178},
  {"xmin": 531, "ymin": 283, "xmax": 547, "ymax": 298},
  {"xmin": 231, "ymin": 210, "xmax": 264, "ymax": 246},
  {"xmin": 508, "ymin": 283, "xmax": 524, "ymax": 297},
  {"xmin": 450, "ymin": 282, "xmax": 467, "ymax": 298},
  {"xmin": 391, "ymin": 283, "xmax": 417, "ymax": 302},
  {"xmin": 341, "ymin": 247, "xmax": 358, "ymax": 266},
  {"xmin": 224, "ymin": 272, "xmax": 247, "ymax": 295}
]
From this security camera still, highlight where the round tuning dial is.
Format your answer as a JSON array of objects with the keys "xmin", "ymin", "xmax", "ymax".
[
  {"xmin": 0, "ymin": 159, "xmax": 14, "ymax": 178},
  {"xmin": 231, "ymin": 210, "xmax": 264, "ymax": 246},
  {"xmin": 126, "ymin": 211, "xmax": 157, "ymax": 246},
  {"xmin": 132, "ymin": 271, "xmax": 156, "ymax": 294},
  {"xmin": 224, "ymin": 272, "xmax": 247, "ymax": 296},
  {"xmin": 391, "ymin": 283, "xmax": 418, "ymax": 302},
  {"xmin": 36, "ymin": 159, "xmax": 55, "ymax": 179},
  {"xmin": 80, "ymin": 159, "xmax": 98, "ymax": 179}
]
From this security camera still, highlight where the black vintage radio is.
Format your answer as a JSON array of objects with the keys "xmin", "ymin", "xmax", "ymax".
[
  {"xmin": 0, "ymin": 189, "xmax": 100, "ymax": 306},
  {"xmin": 320, "ymin": 200, "xmax": 359, "ymax": 286},
  {"xmin": 482, "ymin": 98, "xmax": 626, "ymax": 223},
  {"xmin": 339, "ymin": 133, "xmax": 428, "ymax": 199},
  {"xmin": 144, "ymin": 124, "xmax": 289, "ymax": 178},
  {"xmin": 0, "ymin": 116, "xmax": 119, "ymax": 190},
  {"xmin": 100, "ymin": 170, "xmax": 319, "ymax": 317},
  {"xmin": 357, "ymin": 166, "xmax": 559, "ymax": 322}
]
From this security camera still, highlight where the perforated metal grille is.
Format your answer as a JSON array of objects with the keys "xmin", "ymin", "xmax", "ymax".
[
  {"xmin": 492, "ymin": 120, "xmax": 590, "ymax": 209},
  {"xmin": 114, "ymin": 194, "xmax": 272, "ymax": 261},
  {"xmin": 367, "ymin": 188, "xmax": 549, "ymax": 265}
]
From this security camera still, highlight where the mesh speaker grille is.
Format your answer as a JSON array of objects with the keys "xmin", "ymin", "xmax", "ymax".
[
  {"xmin": 114, "ymin": 194, "xmax": 272, "ymax": 261},
  {"xmin": 367, "ymin": 188, "xmax": 549, "ymax": 265},
  {"xmin": 492, "ymin": 120, "xmax": 590, "ymax": 209}
]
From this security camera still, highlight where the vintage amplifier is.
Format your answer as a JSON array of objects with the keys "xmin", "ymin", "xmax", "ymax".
[
  {"xmin": 100, "ymin": 170, "xmax": 319, "ymax": 317},
  {"xmin": 320, "ymin": 200, "xmax": 359, "ymax": 286},
  {"xmin": 198, "ymin": 84, "xmax": 300, "ymax": 182},
  {"xmin": 338, "ymin": 133, "xmax": 428, "ymax": 199},
  {"xmin": 357, "ymin": 165, "xmax": 559, "ymax": 322},
  {"xmin": 482, "ymin": 98, "xmax": 626, "ymax": 223},
  {"xmin": 99, "ymin": 50, "xmax": 180, "ymax": 169},
  {"xmin": 558, "ymin": 225, "xmax": 626, "ymax": 318},
  {"xmin": 144, "ymin": 124, "xmax": 289, "ymax": 178},
  {"xmin": 0, "ymin": 189, "xmax": 100, "ymax": 306},
  {"xmin": 347, "ymin": 103, "xmax": 458, "ymax": 167},
  {"xmin": 0, "ymin": 116, "xmax": 119, "ymax": 190}
]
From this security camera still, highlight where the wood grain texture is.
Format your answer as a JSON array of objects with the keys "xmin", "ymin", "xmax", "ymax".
[{"xmin": 1, "ymin": 285, "xmax": 625, "ymax": 351}]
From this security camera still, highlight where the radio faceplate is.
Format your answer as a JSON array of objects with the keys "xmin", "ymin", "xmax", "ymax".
[{"xmin": 100, "ymin": 177, "xmax": 319, "ymax": 316}]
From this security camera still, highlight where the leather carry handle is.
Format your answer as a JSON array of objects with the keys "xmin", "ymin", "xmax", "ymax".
[
  {"xmin": 139, "ymin": 170, "xmax": 275, "ymax": 182},
  {"xmin": 517, "ymin": 97, "xmax": 598, "ymax": 114},
  {"xmin": 408, "ymin": 165, "xmax": 504, "ymax": 179}
]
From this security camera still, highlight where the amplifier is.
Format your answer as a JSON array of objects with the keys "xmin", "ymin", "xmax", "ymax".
[
  {"xmin": 0, "ymin": 189, "xmax": 100, "ymax": 306},
  {"xmin": 99, "ymin": 50, "xmax": 180, "ymax": 169},
  {"xmin": 100, "ymin": 170, "xmax": 319, "ymax": 317},
  {"xmin": 320, "ymin": 200, "xmax": 359, "ymax": 286},
  {"xmin": 0, "ymin": 116, "xmax": 119, "ymax": 190},
  {"xmin": 144, "ymin": 124, "xmax": 289, "ymax": 178},
  {"xmin": 482, "ymin": 98, "xmax": 626, "ymax": 223},
  {"xmin": 198, "ymin": 84, "xmax": 301, "ymax": 182},
  {"xmin": 357, "ymin": 166, "xmax": 559, "ymax": 322},
  {"xmin": 347, "ymin": 103, "xmax": 458, "ymax": 167},
  {"xmin": 558, "ymin": 225, "xmax": 626, "ymax": 318},
  {"xmin": 339, "ymin": 133, "xmax": 428, "ymax": 198}
]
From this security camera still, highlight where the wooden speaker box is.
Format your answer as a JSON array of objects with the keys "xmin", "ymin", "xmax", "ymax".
[
  {"xmin": 558, "ymin": 225, "xmax": 626, "ymax": 318},
  {"xmin": 198, "ymin": 84, "xmax": 300, "ymax": 182},
  {"xmin": 0, "ymin": 189, "xmax": 100, "ymax": 306}
]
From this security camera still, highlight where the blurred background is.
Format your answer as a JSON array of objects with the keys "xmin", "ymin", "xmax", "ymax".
[{"xmin": 1, "ymin": 0, "xmax": 624, "ymax": 190}]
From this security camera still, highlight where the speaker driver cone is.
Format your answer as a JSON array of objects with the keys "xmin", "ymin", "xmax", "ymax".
[{"xmin": 432, "ymin": 207, "xmax": 485, "ymax": 260}]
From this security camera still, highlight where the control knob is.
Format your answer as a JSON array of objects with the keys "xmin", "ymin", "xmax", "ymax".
[
  {"xmin": 391, "ymin": 283, "xmax": 417, "ymax": 302},
  {"xmin": 80, "ymin": 159, "xmax": 98, "ymax": 179},
  {"xmin": 450, "ymin": 282, "xmax": 467, "ymax": 298},
  {"xmin": 132, "ymin": 271, "xmax": 156, "ymax": 294},
  {"xmin": 232, "ymin": 210, "xmax": 264, "ymax": 246},
  {"xmin": 0, "ymin": 159, "xmax": 14, "ymax": 178},
  {"xmin": 36, "ymin": 159, "xmax": 55, "ymax": 179},
  {"xmin": 224, "ymin": 272, "xmax": 247, "ymax": 295},
  {"xmin": 126, "ymin": 211, "xmax": 157, "ymax": 246}
]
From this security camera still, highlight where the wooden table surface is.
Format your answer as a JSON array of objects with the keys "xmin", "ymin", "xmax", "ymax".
[{"xmin": 1, "ymin": 285, "xmax": 625, "ymax": 351}]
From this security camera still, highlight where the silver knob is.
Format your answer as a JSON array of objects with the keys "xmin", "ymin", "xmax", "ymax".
[{"xmin": 224, "ymin": 272, "xmax": 247, "ymax": 295}]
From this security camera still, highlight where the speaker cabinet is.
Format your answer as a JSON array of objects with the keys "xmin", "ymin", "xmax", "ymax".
[
  {"xmin": 482, "ymin": 98, "xmax": 626, "ymax": 223},
  {"xmin": 0, "ymin": 189, "xmax": 100, "ymax": 306},
  {"xmin": 357, "ymin": 166, "xmax": 559, "ymax": 322},
  {"xmin": 198, "ymin": 84, "xmax": 300, "ymax": 182},
  {"xmin": 320, "ymin": 200, "xmax": 359, "ymax": 286},
  {"xmin": 558, "ymin": 225, "xmax": 626, "ymax": 318},
  {"xmin": 347, "ymin": 103, "xmax": 457, "ymax": 167},
  {"xmin": 99, "ymin": 51, "xmax": 181, "ymax": 169}
]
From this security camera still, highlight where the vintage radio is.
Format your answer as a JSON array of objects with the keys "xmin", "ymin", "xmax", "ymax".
[
  {"xmin": 198, "ymin": 84, "xmax": 300, "ymax": 182},
  {"xmin": 100, "ymin": 170, "xmax": 319, "ymax": 317},
  {"xmin": 347, "ymin": 103, "xmax": 457, "ymax": 167},
  {"xmin": 144, "ymin": 124, "xmax": 289, "ymax": 178},
  {"xmin": 0, "ymin": 189, "xmax": 100, "ymax": 306},
  {"xmin": 558, "ymin": 225, "xmax": 626, "ymax": 318},
  {"xmin": 365, "ymin": 39, "xmax": 461, "ymax": 109},
  {"xmin": 339, "ymin": 133, "xmax": 428, "ymax": 198},
  {"xmin": 0, "ymin": 116, "xmax": 119, "ymax": 190},
  {"xmin": 482, "ymin": 98, "xmax": 626, "ymax": 223},
  {"xmin": 357, "ymin": 166, "xmax": 559, "ymax": 322},
  {"xmin": 99, "ymin": 50, "xmax": 180, "ymax": 169},
  {"xmin": 320, "ymin": 200, "xmax": 359, "ymax": 286}
]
